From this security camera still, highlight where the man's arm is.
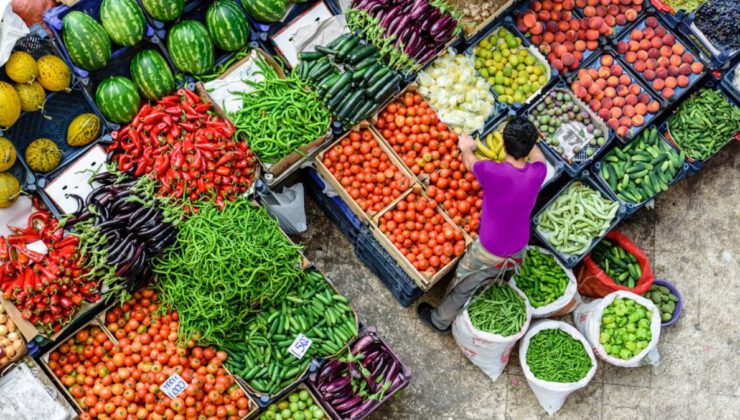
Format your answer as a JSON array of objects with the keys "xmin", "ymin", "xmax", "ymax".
[
  {"xmin": 459, "ymin": 134, "xmax": 479, "ymax": 172},
  {"xmin": 528, "ymin": 143, "xmax": 546, "ymax": 163}
]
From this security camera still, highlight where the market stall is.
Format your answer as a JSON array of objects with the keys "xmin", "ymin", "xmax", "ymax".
[{"xmin": 0, "ymin": 0, "xmax": 738, "ymax": 418}]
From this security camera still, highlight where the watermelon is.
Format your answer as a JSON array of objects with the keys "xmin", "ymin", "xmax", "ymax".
[
  {"xmin": 206, "ymin": 1, "xmax": 250, "ymax": 52},
  {"xmin": 131, "ymin": 50, "xmax": 175, "ymax": 100},
  {"xmin": 241, "ymin": 0, "xmax": 289, "ymax": 23},
  {"xmin": 100, "ymin": 0, "xmax": 146, "ymax": 46},
  {"xmin": 96, "ymin": 76, "xmax": 141, "ymax": 124},
  {"xmin": 62, "ymin": 11, "xmax": 112, "ymax": 71},
  {"xmin": 167, "ymin": 20, "xmax": 215, "ymax": 75},
  {"xmin": 140, "ymin": 0, "xmax": 184, "ymax": 22}
]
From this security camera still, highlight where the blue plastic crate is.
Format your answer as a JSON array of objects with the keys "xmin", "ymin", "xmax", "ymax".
[
  {"xmin": 240, "ymin": 0, "xmax": 341, "ymax": 42},
  {"xmin": 355, "ymin": 226, "xmax": 423, "ymax": 307},
  {"xmin": 77, "ymin": 38, "xmax": 174, "ymax": 131},
  {"xmin": 569, "ymin": 49, "xmax": 666, "ymax": 144},
  {"xmin": 612, "ymin": 11, "xmax": 710, "ymax": 105},
  {"xmin": 6, "ymin": 88, "xmax": 112, "ymax": 183},
  {"xmin": 525, "ymin": 80, "xmax": 614, "ymax": 176},
  {"xmin": 305, "ymin": 168, "xmax": 362, "ymax": 243},
  {"xmin": 43, "ymin": 0, "xmax": 159, "ymax": 79},
  {"xmin": 591, "ymin": 125, "xmax": 689, "ymax": 217},
  {"xmin": 720, "ymin": 63, "xmax": 740, "ymax": 105},
  {"xmin": 678, "ymin": 7, "xmax": 739, "ymax": 69},
  {"xmin": 531, "ymin": 171, "xmax": 626, "ymax": 268},
  {"xmin": 465, "ymin": 17, "xmax": 558, "ymax": 108}
]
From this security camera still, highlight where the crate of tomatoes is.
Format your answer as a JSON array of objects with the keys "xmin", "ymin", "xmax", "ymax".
[
  {"xmin": 41, "ymin": 288, "xmax": 258, "ymax": 419},
  {"xmin": 373, "ymin": 86, "xmax": 485, "ymax": 237},
  {"xmin": 315, "ymin": 123, "xmax": 418, "ymax": 226},
  {"xmin": 372, "ymin": 188, "xmax": 471, "ymax": 290}
]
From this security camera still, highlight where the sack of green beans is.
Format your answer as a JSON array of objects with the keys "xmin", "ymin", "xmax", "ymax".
[
  {"xmin": 452, "ymin": 283, "xmax": 532, "ymax": 382},
  {"xmin": 575, "ymin": 230, "xmax": 654, "ymax": 298},
  {"xmin": 573, "ymin": 291, "xmax": 661, "ymax": 367},
  {"xmin": 510, "ymin": 247, "xmax": 580, "ymax": 318},
  {"xmin": 519, "ymin": 320, "xmax": 597, "ymax": 415}
]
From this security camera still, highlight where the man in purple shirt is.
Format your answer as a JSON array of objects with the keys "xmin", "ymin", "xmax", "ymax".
[{"xmin": 418, "ymin": 117, "xmax": 547, "ymax": 333}]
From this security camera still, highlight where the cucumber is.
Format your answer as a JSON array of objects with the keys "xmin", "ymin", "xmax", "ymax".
[
  {"xmin": 348, "ymin": 44, "xmax": 377, "ymax": 65},
  {"xmin": 337, "ymin": 90, "xmax": 364, "ymax": 119},
  {"xmin": 325, "ymin": 71, "xmax": 353, "ymax": 99},
  {"xmin": 367, "ymin": 66, "xmax": 390, "ymax": 86},
  {"xmin": 315, "ymin": 45, "xmax": 337, "ymax": 55},
  {"xmin": 368, "ymin": 71, "xmax": 397, "ymax": 97},
  {"xmin": 299, "ymin": 51, "xmax": 325, "ymax": 61},
  {"xmin": 372, "ymin": 74, "xmax": 400, "ymax": 102},
  {"xmin": 336, "ymin": 36, "xmax": 359, "ymax": 61}
]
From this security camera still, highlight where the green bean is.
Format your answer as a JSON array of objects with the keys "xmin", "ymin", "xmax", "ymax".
[
  {"xmin": 513, "ymin": 248, "xmax": 569, "ymax": 308},
  {"xmin": 525, "ymin": 329, "xmax": 592, "ymax": 383},
  {"xmin": 228, "ymin": 57, "xmax": 331, "ymax": 163},
  {"xmin": 467, "ymin": 284, "xmax": 527, "ymax": 336}
]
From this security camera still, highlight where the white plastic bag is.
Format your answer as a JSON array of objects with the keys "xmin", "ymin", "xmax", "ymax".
[
  {"xmin": 259, "ymin": 183, "xmax": 307, "ymax": 234},
  {"xmin": 452, "ymin": 284, "xmax": 533, "ymax": 382},
  {"xmin": 573, "ymin": 290, "xmax": 661, "ymax": 367},
  {"xmin": 519, "ymin": 320, "xmax": 598, "ymax": 416},
  {"xmin": 0, "ymin": 0, "xmax": 29, "ymax": 66},
  {"xmin": 509, "ymin": 246, "xmax": 580, "ymax": 318}
]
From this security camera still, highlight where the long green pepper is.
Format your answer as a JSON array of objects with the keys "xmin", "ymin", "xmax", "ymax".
[{"xmin": 513, "ymin": 248, "xmax": 569, "ymax": 308}]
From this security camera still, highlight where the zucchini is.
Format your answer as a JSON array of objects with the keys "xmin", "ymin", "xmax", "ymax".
[
  {"xmin": 348, "ymin": 44, "xmax": 377, "ymax": 65},
  {"xmin": 325, "ymin": 72, "xmax": 353, "ymax": 99},
  {"xmin": 362, "ymin": 63, "xmax": 382, "ymax": 85},
  {"xmin": 309, "ymin": 61, "xmax": 333, "ymax": 81},
  {"xmin": 337, "ymin": 90, "xmax": 364, "ymax": 120},
  {"xmin": 372, "ymin": 75, "xmax": 400, "ymax": 102},
  {"xmin": 328, "ymin": 33, "xmax": 351, "ymax": 49},
  {"xmin": 354, "ymin": 56, "xmax": 378, "ymax": 71},
  {"xmin": 299, "ymin": 51, "xmax": 325, "ymax": 61},
  {"xmin": 328, "ymin": 84, "xmax": 352, "ymax": 109},
  {"xmin": 336, "ymin": 36, "xmax": 359, "ymax": 62},
  {"xmin": 368, "ymin": 71, "xmax": 397, "ymax": 97},
  {"xmin": 348, "ymin": 100, "xmax": 375, "ymax": 124},
  {"xmin": 352, "ymin": 66, "xmax": 370, "ymax": 83},
  {"xmin": 315, "ymin": 45, "xmax": 337, "ymax": 56},
  {"xmin": 318, "ymin": 73, "xmax": 341, "ymax": 91},
  {"xmin": 367, "ymin": 66, "xmax": 390, "ymax": 86}
]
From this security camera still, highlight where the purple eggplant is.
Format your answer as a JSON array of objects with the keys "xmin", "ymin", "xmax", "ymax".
[
  {"xmin": 388, "ymin": 14, "xmax": 411, "ymax": 37},
  {"xmin": 430, "ymin": 14, "xmax": 455, "ymax": 39},
  {"xmin": 335, "ymin": 396, "xmax": 365, "ymax": 413},
  {"xmin": 323, "ymin": 374, "xmax": 352, "ymax": 394},
  {"xmin": 380, "ymin": 5, "xmax": 403, "ymax": 28},
  {"xmin": 348, "ymin": 399, "xmax": 377, "ymax": 419},
  {"xmin": 404, "ymin": 28, "xmax": 422, "ymax": 53},
  {"xmin": 385, "ymin": 359, "xmax": 400, "ymax": 383},
  {"xmin": 409, "ymin": 0, "xmax": 429, "ymax": 19},
  {"xmin": 351, "ymin": 335, "xmax": 377, "ymax": 353}
]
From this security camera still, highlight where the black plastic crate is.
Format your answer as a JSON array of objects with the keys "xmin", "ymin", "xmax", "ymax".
[
  {"xmin": 355, "ymin": 226, "xmax": 424, "ymax": 307},
  {"xmin": 678, "ymin": 5, "xmax": 740, "ymax": 69},
  {"xmin": 43, "ymin": 0, "xmax": 159, "ymax": 79},
  {"xmin": 6, "ymin": 88, "xmax": 112, "ymax": 182},
  {"xmin": 304, "ymin": 167, "xmax": 362, "ymax": 244}
]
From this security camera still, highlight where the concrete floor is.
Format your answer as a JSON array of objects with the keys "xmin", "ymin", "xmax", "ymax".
[{"xmin": 291, "ymin": 141, "xmax": 739, "ymax": 420}]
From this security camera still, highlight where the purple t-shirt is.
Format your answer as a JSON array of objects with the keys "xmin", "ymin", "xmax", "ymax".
[{"xmin": 473, "ymin": 160, "xmax": 547, "ymax": 257}]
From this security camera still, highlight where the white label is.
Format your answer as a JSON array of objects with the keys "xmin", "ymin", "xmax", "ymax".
[
  {"xmin": 554, "ymin": 121, "xmax": 593, "ymax": 160},
  {"xmin": 288, "ymin": 333, "xmax": 313, "ymax": 359},
  {"xmin": 160, "ymin": 373, "xmax": 188, "ymax": 399},
  {"xmin": 271, "ymin": 2, "xmax": 338, "ymax": 67},
  {"xmin": 44, "ymin": 145, "xmax": 107, "ymax": 214}
]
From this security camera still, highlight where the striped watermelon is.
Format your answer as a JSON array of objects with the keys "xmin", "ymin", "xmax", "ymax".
[
  {"xmin": 100, "ymin": 0, "xmax": 146, "ymax": 46},
  {"xmin": 206, "ymin": 1, "xmax": 250, "ymax": 52},
  {"xmin": 140, "ymin": 0, "xmax": 184, "ymax": 22},
  {"xmin": 241, "ymin": 0, "xmax": 289, "ymax": 23},
  {"xmin": 62, "ymin": 11, "xmax": 112, "ymax": 71},
  {"xmin": 96, "ymin": 76, "xmax": 141, "ymax": 124},
  {"xmin": 131, "ymin": 50, "xmax": 175, "ymax": 100},
  {"xmin": 167, "ymin": 21, "xmax": 215, "ymax": 75}
]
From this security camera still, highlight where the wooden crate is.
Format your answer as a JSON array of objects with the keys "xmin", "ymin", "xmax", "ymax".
[{"xmin": 314, "ymin": 121, "xmax": 419, "ymax": 227}]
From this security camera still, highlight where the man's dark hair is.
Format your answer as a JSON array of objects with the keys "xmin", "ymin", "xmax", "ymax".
[{"xmin": 503, "ymin": 116, "xmax": 539, "ymax": 159}]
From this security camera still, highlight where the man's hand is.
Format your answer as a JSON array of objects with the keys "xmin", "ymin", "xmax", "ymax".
[{"xmin": 458, "ymin": 134, "xmax": 477, "ymax": 153}]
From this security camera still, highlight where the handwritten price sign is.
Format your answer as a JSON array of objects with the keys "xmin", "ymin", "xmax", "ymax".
[
  {"xmin": 160, "ymin": 373, "xmax": 189, "ymax": 399},
  {"xmin": 288, "ymin": 333, "xmax": 313, "ymax": 359}
]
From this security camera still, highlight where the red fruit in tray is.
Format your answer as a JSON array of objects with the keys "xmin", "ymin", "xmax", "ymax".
[
  {"xmin": 659, "ymin": 45, "xmax": 672, "ymax": 58},
  {"xmin": 681, "ymin": 52, "xmax": 694, "ymax": 63},
  {"xmin": 586, "ymin": 29, "xmax": 600, "ymax": 41},
  {"xmin": 576, "ymin": 0, "xmax": 588, "ymax": 7},
  {"xmin": 600, "ymin": 0, "xmax": 610, "ymax": 6},
  {"xmin": 643, "ymin": 69, "xmax": 656, "ymax": 81},
  {"xmin": 638, "ymin": 92, "xmax": 651, "ymax": 104},
  {"xmin": 606, "ymin": 75, "xmax": 619, "ymax": 87},
  {"xmin": 616, "ymin": 41, "xmax": 628, "ymax": 54},
  {"xmin": 679, "ymin": 63, "xmax": 692, "ymax": 76},
  {"xmin": 532, "ymin": 23, "xmax": 545, "ymax": 36},
  {"xmin": 691, "ymin": 61, "xmax": 704, "ymax": 73},
  {"xmin": 657, "ymin": 56, "xmax": 670, "ymax": 68},
  {"xmin": 554, "ymin": 44, "xmax": 569, "ymax": 56},
  {"xmin": 629, "ymin": 83, "xmax": 641, "ymax": 95},
  {"xmin": 599, "ymin": 108, "xmax": 611, "ymax": 120},
  {"xmin": 556, "ymin": 32, "xmax": 567, "ymax": 43},
  {"xmin": 521, "ymin": 11, "xmax": 537, "ymax": 28},
  {"xmin": 532, "ymin": 0, "xmax": 543, "ymax": 10},
  {"xmin": 538, "ymin": 10, "xmax": 551, "ymax": 21},
  {"xmin": 562, "ymin": 53, "xmax": 576, "ymax": 67},
  {"xmin": 663, "ymin": 34, "xmax": 675, "ymax": 46},
  {"xmin": 601, "ymin": 97, "xmax": 614, "ymax": 109},
  {"xmin": 653, "ymin": 79, "xmax": 665, "ymax": 90},
  {"xmin": 565, "ymin": 0, "xmax": 576, "ymax": 9},
  {"xmin": 647, "ymin": 100, "xmax": 661, "ymax": 113},
  {"xmin": 625, "ymin": 9, "xmax": 638, "ymax": 21},
  {"xmin": 639, "ymin": 39, "xmax": 651, "ymax": 50},
  {"xmin": 565, "ymin": 30, "xmax": 577, "ymax": 43},
  {"xmin": 630, "ymin": 28, "xmax": 643, "ymax": 41},
  {"xmin": 551, "ymin": 11, "xmax": 561, "ymax": 20},
  {"xmin": 596, "ymin": 5, "xmax": 607, "ymax": 16},
  {"xmin": 643, "ymin": 27, "xmax": 655, "ymax": 39},
  {"xmin": 587, "ymin": 40, "xmax": 600, "ymax": 50},
  {"xmin": 596, "ymin": 78, "xmax": 608, "ymax": 89},
  {"xmin": 570, "ymin": 19, "xmax": 581, "ymax": 31},
  {"xmin": 613, "ymin": 96, "xmax": 625, "ymax": 107},
  {"xmin": 668, "ymin": 64, "xmax": 680, "ymax": 77},
  {"xmin": 552, "ymin": 59, "xmax": 564, "ymax": 72},
  {"xmin": 558, "ymin": 20, "xmax": 570, "ymax": 32},
  {"xmin": 598, "ymin": 66, "xmax": 612, "ymax": 79},
  {"xmin": 677, "ymin": 75, "xmax": 690, "ymax": 87},
  {"xmin": 625, "ymin": 94, "xmax": 638, "ymax": 106},
  {"xmin": 590, "ymin": 16, "xmax": 605, "ymax": 30},
  {"xmin": 635, "ymin": 102, "xmax": 647, "ymax": 115},
  {"xmin": 573, "ymin": 83, "xmax": 588, "ymax": 98},
  {"xmin": 665, "ymin": 76, "xmax": 677, "ymax": 89},
  {"xmin": 616, "ymin": 126, "xmax": 628, "ymax": 138},
  {"xmin": 517, "ymin": 20, "xmax": 529, "ymax": 34},
  {"xmin": 616, "ymin": 85, "xmax": 630, "ymax": 96},
  {"xmin": 648, "ymin": 48, "xmax": 660, "ymax": 59},
  {"xmin": 607, "ymin": 4, "xmax": 619, "ymax": 15},
  {"xmin": 531, "ymin": 34, "xmax": 543, "ymax": 44},
  {"xmin": 546, "ymin": 21, "xmax": 559, "ymax": 33},
  {"xmin": 601, "ymin": 54, "xmax": 614, "ymax": 66},
  {"xmin": 623, "ymin": 104, "xmax": 636, "ymax": 117},
  {"xmin": 620, "ymin": 74, "xmax": 632, "ymax": 85},
  {"xmin": 646, "ymin": 58, "xmax": 658, "ymax": 69},
  {"xmin": 616, "ymin": 14, "xmax": 627, "ymax": 25},
  {"xmin": 589, "ymin": 99, "xmax": 601, "ymax": 111},
  {"xmin": 607, "ymin": 117, "xmax": 620, "ymax": 129},
  {"xmin": 646, "ymin": 16, "xmax": 659, "ymax": 28},
  {"xmin": 605, "ymin": 15, "xmax": 617, "ymax": 28},
  {"xmin": 662, "ymin": 87, "xmax": 675, "ymax": 99},
  {"xmin": 655, "ymin": 67, "xmax": 668, "ymax": 80},
  {"xmin": 575, "ymin": 40, "xmax": 587, "ymax": 52},
  {"xmin": 636, "ymin": 50, "xmax": 648, "ymax": 61},
  {"xmin": 610, "ymin": 107, "xmax": 622, "ymax": 119},
  {"xmin": 588, "ymin": 83, "xmax": 601, "ymax": 96},
  {"xmin": 620, "ymin": 0, "xmax": 632, "ymax": 5},
  {"xmin": 628, "ymin": 40, "xmax": 640, "ymax": 51},
  {"xmin": 672, "ymin": 43, "xmax": 685, "ymax": 55},
  {"xmin": 544, "ymin": 32, "xmax": 555, "ymax": 43},
  {"xmin": 620, "ymin": 116, "xmax": 633, "ymax": 128},
  {"xmin": 625, "ymin": 51, "xmax": 637, "ymax": 63},
  {"xmin": 584, "ymin": 5, "xmax": 596, "ymax": 16},
  {"xmin": 587, "ymin": 0, "xmax": 598, "ymax": 5},
  {"xmin": 654, "ymin": 26, "xmax": 666, "ymax": 37},
  {"xmin": 605, "ymin": 86, "xmax": 616, "ymax": 97},
  {"xmin": 632, "ymin": 114, "xmax": 645, "ymax": 126},
  {"xmin": 650, "ymin": 37, "xmax": 663, "ymax": 49}
]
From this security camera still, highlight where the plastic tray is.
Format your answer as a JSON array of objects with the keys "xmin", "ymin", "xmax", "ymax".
[
  {"xmin": 43, "ymin": 0, "xmax": 158, "ymax": 79},
  {"xmin": 477, "ymin": 114, "xmax": 566, "ymax": 188},
  {"xmin": 5, "ymin": 87, "xmax": 112, "ymax": 182},
  {"xmin": 720, "ymin": 62, "xmax": 740, "ymax": 105},
  {"xmin": 613, "ymin": 11, "xmax": 710, "ymax": 105},
  {"xmin": 465, "ymin": 17, "xmax": 557, "ymax": 108},
  {"xmin": 305, "ymin": 167, "xmax": 363, "ymax": 243},
  {"xmin": 509, "ymin": 0, "xmax": 601, "ymax": 75},
  {"xmin": 240, "ymin": 0, "xmax": 341, "ymax": 41},
  {"xmin": 591, "ymin": 125, "xmax": 689, "ymax": 216},
  {"xmin": 573, "ymin": 0, "xmax": 648, "ymax": 40},
  {"xmin": 531, "ymin": 171, "xmax": 626, "ymax": 268},
  {"xmin": 242, "ymin": 362, "xmax": 321, "ymax": 410},
  {"xmin": 570, "ymin": 49, "xmax": 666, "ymax": 143},
  {"xmin": 677, "ymin": 8, "xmax": 739, "ymax": 69},
  {"xmin": 355, "ymin": 226, "xmax": 424, "ymax": 307},
  {"xmin": 525, "ymin": 81, "xmax": 614, "ymax": 176},
  {"xmin": 307, "ymin": 325, "xmax": 412, "ymax": 420}
]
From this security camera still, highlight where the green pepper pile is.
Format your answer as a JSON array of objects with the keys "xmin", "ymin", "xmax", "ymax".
[
  {"xmin": 513, "ymin": 248, "xmax": 570, "ymax": 308},
  {"xmin": 591, "ymin": 239, "xmax": 642, "ymax": 288},
  {"xmin": 468, "ymin": 284, "xmax": 527, "ymax": 336},
  {"xmin": 644, "ymin": 284, "xmax": 679, "ymax": 322},
  {"xmin": 599, "ymin": 297, "xmax": 653, "ymax": 360},
  {"xmin": 526, "ymin": 328, "xmax": 593, "ymax": 383}
]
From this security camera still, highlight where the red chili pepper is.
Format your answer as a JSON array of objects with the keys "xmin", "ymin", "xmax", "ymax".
[
  {"xmin": 7, "ymin": 233, "xmax": 40, "ymax": 245},
  {"xmin": 13, "ymin": 245, "xmax": 45, "ymax": 263},
  {"xmin": 214, "ymin": 151, "xmax": 234, "ymax": 168},
  {"xmin": 194, "ymin": 103, "xmax": 210, "ymax": 113},
  {"xmin": 31, "ymin": 195, "xmax": 43, "ymax": 211},
  {"xmin": 183, "ymin": 89, "xmax": 201, "ymax": 104},
  {"xmin": 36, "ymin": 265, "xmax": 57, "ymax": 281},
  {"xmin": 53, "ymin": 235, "xmax": 79, "ymax": 250},
  {"xmin": 180, "ymin": 122, "xmax": 196, "ymax": 132},
  {"xmin": 142, "ymin": 111, "xmax": 165, "ymax": 125},
  {"xmin": 215, "ymin": 166, "xmax": 231, "ymax": 176}
]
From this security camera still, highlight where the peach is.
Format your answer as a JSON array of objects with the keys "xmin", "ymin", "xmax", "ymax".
[
  {"xmin": 607, "ymin": 118, "xmax": 620, "ymax": 129},
  {"xmin": 546, "ymin": 21, "xmax": 559, "ymax": 33},
  {"xmin": 623, "ymin": 104, "xmax": 636, "ymax": 117},
  {"xmin": 616, "ymin": 85, "xmax": 630, "ymax": 96},
  {"xmin": 616, "ymin": 126, "xmax": 629, "ymax": 138},
  {"xmin": 598, "ymin": 66, "xmax": 611, "ymax": 78},
  {"xmin": 629, "ymin": 84, "xmax": 641, "ymax": 95},
  {"xmin": 678, "ymin": 63, "xmax": 692, "ymax": 76},
  {"xmin": 646, "ymin": 16, "xmax": 658, "ymax": 28},
  {"xmin": 601, "ymin": 97, "xmax": 614, "ymax": 109},
  {"xmin": 562, "ymin": 53, "xmax": 576, "ymax": 67},
  {"xmin": 531, "ymin": 34, "xmax": 543, "ymax": 44},
  {"xmin": 619, "ymin": 74, "xmax": 632, "ymax": 85},
  {"xmin": 620, "ymin": 116, "xmax": 633, "ymax": 127},
  {"xmin": 655, "ymin": 67, "xmax": 668, "ymax": 79},
  {"xmin": 575, "ymin": 40, "xmax": 587, "ymax": 52},
  {"xmin": 657, "ymin": 56, "xmax": 670, "ymax": 68},
  {"xmin": 635, "ymin": 102, "xmax": 647, "ymax": 115},
  {"xmin": 668, "ymin": 65, "xmax": 680, "ymax": 77},
  {"xmin": 596, "ymin": 78, "xmax": 608, "ymax": 90},
  {"xmin": 570, "ymin": 20, "xmax": 581, "ymax": 31},
  {"xmin": 607, "ymin": 4, "xmax": 619, "ymax": 15},
  {"xmin": 653, "ymin": 79, "xmax": 665, "ymax": 90},
  {"xmin": 581, "ymin": 75, "xmax": 594, "ymax": 88},
  {"xmin": 662, "ymin": 87, "xmax": 675, "ymax": 99},
  {"xmin": 587, "ymin": 0, "xmax": 598, "ymax": 6},
  {"xmin": 558, "ymin": 20, "xmax": 571, "ymax": 32},
  {"xmin": 584, "ymin": 5, "xmax": 596, "ymax": 16},
  {"xmin": 586, "ymin": 40, "xmax": 600, "ymax": 50},
  {"xmin": 586, "ymin": 29, "xmax": 600, "ymax": 41},
  {"xmin": 647, "ymin": 101, "xmax": 661, "ymax": 113},
  {"xmin": 574, "ymin": 51, "xmax": 584, "ymax": 64},
  {"xmin": 579, "ymin": 68, "xmax": 590, "ymax": 79},
  {"xmin": 616, "ymin": 41, "xmax": 629, "ymax": 54},
  {"xmin": 605, "ymin": 15, "xmax": 616, "ymax": 28},
  {"xmin": 544, "ymin": 32, "xmax": 556, "ymax": 43},
  {"xmin": 648, "ymin": 48, "xmax": 660, "ymax": 60},
  {"xmin": 654, "ymin": 26, "xmax": 666, "ymax": 37},
  {"xmin": 630, "ymin": 29, "xmax": 642, "ymax": 41},
  {"xmin": 565, "ymin": 30, "xmax": 577, "ymax": 43},
  {"xmin": 610, "ymin": 107, "xmax": 623, "ymax": 118},
  {"xmin": 532, "ymin": 1, "xmax": 544, "ymax": 11},
  {"xmin": 554, "ymin": 44, "xmax": 569, "ymax": 56},
  {"xmin": 551, "ymin": 11, "xmax": 561, "ymax": 20},
  {"xmin": 599, "ymin": 108, "xmax": 611, "ymax": 120},
  {"xmin": 650, "ymin": 37, "xmax": 663, "ymax": 49},
  {"xmin": 638, "ymin": 92, "xmax": 651, "ymax": 104},
  {"xmin": 625, "ymin": 93, "xmax": 638, "ymax": 106},
  {"xmin": 646, "ymin": 57, "xmax": 658, "ymax": 69},
  {"xmin": 672, "ymin": 43, "xmax": 685, "ymax": 55},
  {"xmin": 552, "ymin": 59, "xmax": 564, "ymax": 72},
  {"xmin": 659, "ymin": 45, "xmax": 673, "ymax": 57},
  {"xmin": 632, "ymin": 114, "xmax": 645, "ymax": 126},
  {"xmin": 636, "ymin": 50, "xmax": 649, "ymax": 62},
  {"xmin": 677, "ymin": 75, "xmax": 690, "ymax": 88},
  {"xmin": 639, "ymin": 39, "xmax": 651, "ymax": 51},
  {"xmin": 607, "ymin": 75, "xmax": 620, "ymax": 87},
  {"xmin": 596, "ymin": 5, "xmax": 607, "ymax": 16},
  {"xmin": 643, "ymin": 69, "xmax": 656, "ymax": 81},
  {"xmin": 665, "ymin": 76, "xmax": 677, "ymax": 88},
  {"xmin": 564, "ymin": 0, "xmax": 575, "ymax": 8},
  {"xmin": 588, "ymin": 83, "xmax": 602, "ymax": 96},
  {"xmin": 612, "ymin": 64, "xmax": 624, "ymax": 76},
  {"xmin": 590, "ymin": 16, "xmax": 605, "ymax": 30},
  {"xmin": 625, "ymin": 8, "xmax": 638, "ymax": 21},
  {"xmin": 691, "ymin": 61, "xmax": 704, "ymax": 74},
  {"xmin": 605, "ymin": 86, "xmax": 617, "ymax": 98},
  {"xmin": 669, "ymin": 55, "xmax": 682, "ymax": 67},
  {"xmin": 556, "ymin": 32, "xmax": 567, "ymax": 43},
  {"xmin": 613, "ymin": 96, "xmax": 625, "ymax": 107},
  {"xmin": 616, "ymin": 14, "xmax": 627, "ymax": 25},
  {"xmin": 589, "ymin": 99, "xmax": 602, "ymax": 111},
  {"xmin": 576, "ymin": 0, "xmax": 587, "ymax": 7},
  {"xmin": 663, "ymin": 34, "xmax": 675, "ymax": 46},
  {"xmin": 573, "ymin": 83, "xmax": 588, "ymax": 98},
  {"xmin": 538, "ymin": 10, "xmax": 551, "ymax": 21},
  {"xmin": 681, "ymin": 52, "xmax": 694, "ymax": 63},
  {"xmin": 625, "ymin": 51, "xmax": 637, "ymax": 63},
  {"xmin": 643, "ymin": 27, "xmax": 655, "ymax": 39}
]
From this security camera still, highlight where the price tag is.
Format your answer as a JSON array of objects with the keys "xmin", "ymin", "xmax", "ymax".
[
  {"xmin": 160, "ymin": 373, "xmax": 189, "ymax": 399},
  {"xmin": 288, "ymin": 333, "xmax": 312, "ymax": 359},
  {"xmin": 553, "ymin": 121, "xmax": 592, "ymax": 160}
]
